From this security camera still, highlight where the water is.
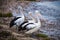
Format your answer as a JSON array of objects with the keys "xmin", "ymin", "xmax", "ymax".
[{"xmin": 10, "ymin": 1, "xmax": 60, "ymax": 38}]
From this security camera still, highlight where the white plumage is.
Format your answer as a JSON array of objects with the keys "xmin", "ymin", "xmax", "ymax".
[
  {"xmin": 10, "ymin": 6, "xmax": 42, "ymax": 34},
  {"xmin": 22, "ymin": 12, "xmax": 36, "ymax": 28},
  {"xmin": 28, "ymin": 12, "xmax": 36, "ymax": 23},
  {"xmin": 25, "ymin": 10, "xmax": 41, "ymax": 34},
  {"xmin": 10, "ymin": 6, "xmax": 25, "ymax": 29}
]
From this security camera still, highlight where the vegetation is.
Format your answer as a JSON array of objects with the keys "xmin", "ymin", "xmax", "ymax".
[
  {"xmin": 43, "ymin": 38, "xmax": 50, "ymax": 40},
  {"xmin": 0, "ymin": 12, "xmax": 12, "ymax": 17},
  {"xmin": 0, "ymin": 30, "xmax": 18, "ymax": 40},
  {"xmin": 35, "ymin": 34, "xmax": 51, "ymax": 40},
  {"xmin": 36, "ymin": 34, "xmax": 48, "ymax": 38}
]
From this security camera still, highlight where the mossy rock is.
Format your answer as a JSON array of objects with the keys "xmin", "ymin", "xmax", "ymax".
[
  {"xmin": 35, "ymin": 34, "xmax": 51, "ymax": 40},
  {"xmin": 35, "ymin": 34, "xmax": 48, "ymax": 38}
]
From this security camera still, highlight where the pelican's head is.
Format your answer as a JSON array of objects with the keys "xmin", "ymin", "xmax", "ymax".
[
  {"xmin": 28, "ymin": 12, "xmax": 32, "ymax": 15},
  {"xmin": 35, "ymin": 10, "xmax": 41, "ymax": 16},
  {"xmin": 35, "ymin": 10, "xmax": 39, "ymax": 13},
  {"xmin": 18, "ymin": 6, "xmax": 23, "ymax": 10},
  {"xmin": 35, "ymin": 10, "xmax": 40, "ymax": 15}
]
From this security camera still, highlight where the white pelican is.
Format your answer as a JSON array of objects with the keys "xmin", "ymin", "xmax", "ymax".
[
  {"xmin": 10, "ymin": 6, "xmax": 25, "ymax": 30},
  {"xmin": 25, "ymin": 10, "xmax": 41, "ymax": 34}
]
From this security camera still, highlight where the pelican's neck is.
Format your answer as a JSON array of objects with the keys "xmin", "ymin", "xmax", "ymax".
[
  {"xmin": 36, "ymin": 15, "xmax": 41, "ymax": 25},
  {"xmin": 18, "ymin": 8, "xmax": 24, "ymax": 16},
  {"xmin": 35, "ymin": 11, "xmax": 41, "ymax": 26},
  {"xmin": 28, "ymin": 12, "xmax": 36, "ymax": 22},
  {"xmin": 17, "ymin": 6, "xmax": 25, "ymax": 19}
]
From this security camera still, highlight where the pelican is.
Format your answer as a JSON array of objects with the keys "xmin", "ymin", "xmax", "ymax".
[
  {"xmin": 10, "ymin": 6, "xmax": 25, "ymax": 30},
  {"xmin": 18, "ymin": 10, "xmax": 41, "ymax": 34},
  {"xmin": 18, "ymin": 12, "xmax": 35, "ymax": 31},
  {"xmin": 25, "ymin": 10, "xmax": 41, "ymax": 34}
]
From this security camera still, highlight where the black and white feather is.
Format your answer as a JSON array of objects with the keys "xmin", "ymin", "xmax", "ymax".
[
  {"xmin": 18, "ymin": 10, "xmax": 41, "ymax": 34},
  {"xmin": 10, "ymin": 6, "xmax": 41, "ymax": 34},
  {"xmin": 25, "ymin": 10, "xmax": 41, "ymax": 34},
  {"xmin": 9, "ymin": 6, "xmax": 25, "ymax": 30}
]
